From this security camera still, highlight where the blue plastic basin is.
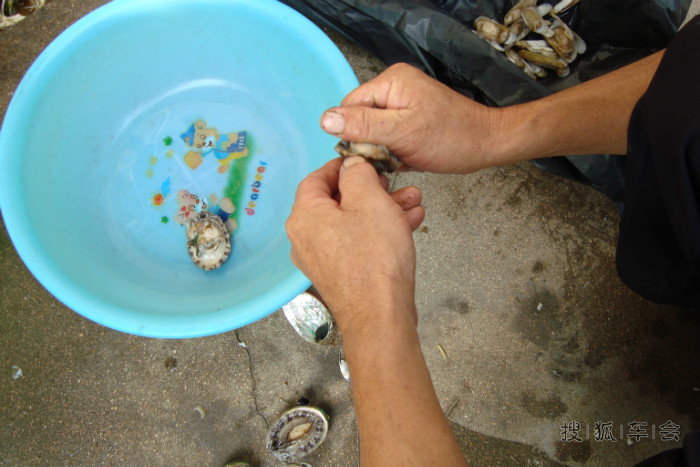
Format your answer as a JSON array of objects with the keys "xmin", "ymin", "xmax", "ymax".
[{"xmin": 0, "ymin": 0, "xmax": 357, "ymax": 338}]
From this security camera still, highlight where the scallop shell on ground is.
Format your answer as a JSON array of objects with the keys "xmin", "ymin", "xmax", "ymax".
[
  {"xmin": 266, "ymin": 405, "xmax": 329, "ymax": 463},
  {"xmin": 186, "ymin": 211, "xmax": 231, "ymax": 271},
  {"xmin": 1, "ymin": 0, "xmax": 45, "ymax": 28},
  {"xmin": 282, "ymin": 291, "xmax": 340, "ymax": 345}
]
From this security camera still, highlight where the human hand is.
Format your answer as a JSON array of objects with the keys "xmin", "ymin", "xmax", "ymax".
[
  {"xmin": 286, "ymin": 156, "xmax": 425, "ymax": 335},
  {"xmin": 320, "ymin": 63, "xmax": 510, "ymax": 174},
  {"xmin": 288, "ymin": 157, "xmax": 467, "ymax": 466}
]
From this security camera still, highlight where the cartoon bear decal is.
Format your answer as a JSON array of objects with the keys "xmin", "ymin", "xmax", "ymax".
[
  {"xmin": 174, "ymin": 190, "xmax": 207, "ymax": 225},
  {"xmin": 180, "ymin": 119, "xmax": 249, "ymax": 173}
]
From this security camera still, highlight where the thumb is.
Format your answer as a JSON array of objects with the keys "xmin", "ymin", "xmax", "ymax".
[
  {"xmin": 337, "ymin": 156, "xmax": 385, "ymax": 207},
  {"xmin": 320, "ymin": 106, "xmax": 402, "ymax": 147}
]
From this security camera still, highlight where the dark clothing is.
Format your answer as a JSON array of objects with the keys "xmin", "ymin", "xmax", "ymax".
[
  {"xmin": 617, "ymin": 16, "xmax": 700, "ymax": 308},
  {"xmin": 636, "ymin": 432, "xmax": 700, "ymax": 467}
]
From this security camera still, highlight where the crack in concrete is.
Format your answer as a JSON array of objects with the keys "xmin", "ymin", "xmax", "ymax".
[{"xmin": 235, "ymin": 330, "xmax": 269, "ymax": 430}]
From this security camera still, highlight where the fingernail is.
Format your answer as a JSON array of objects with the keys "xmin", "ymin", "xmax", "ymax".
[
  {"xmin": 321, "ymin": 111, "xmax": 345, "ymax": 135},
  {"xmin": 341, "ymin": 156, "xmax": 365, "ymax": 169},
  {"xmin": 340, "ymin": 156, "xmax": 365, "ymax": 175}
]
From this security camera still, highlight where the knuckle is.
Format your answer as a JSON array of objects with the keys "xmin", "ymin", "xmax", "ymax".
[
  {"xmin": 289, "ymin": 250, "xmax": 302, "ymax": 270},
  {"xmin": 389, "ymin": 62, "xmax": 410, "ymax": 73},
  {"xmin": 296, "ymin": 177, "xmax": 311, "ymax": 194},
  {"xmin": 285, "ymin": 213, "xmax": 301, "ymax": 238},
  {"xmin": 391, "ymin": 62, "xmax": 417, "ymax": 77}
]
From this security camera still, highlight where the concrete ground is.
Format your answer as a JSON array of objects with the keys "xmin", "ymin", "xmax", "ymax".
[{"xmin": 1, "ymin": 1, "xmax": 698, "ymax": 465}]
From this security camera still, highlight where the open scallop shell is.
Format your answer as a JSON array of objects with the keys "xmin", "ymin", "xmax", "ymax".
[
  {"xmin": 266, "ymin": 405, "xmax": 329, "ymax": 463},
  {"xmin": 186, "ymin": 211, "xmax": 231, "ymax": 271}
]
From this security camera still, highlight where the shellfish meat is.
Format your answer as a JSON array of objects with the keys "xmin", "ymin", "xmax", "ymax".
[
  {"xmin": 185, "ymin": 211, "xmax": 231, "ymax": 271},
  {"xmin": 335, "ymin": 140, "xmax": 402, "ymax": 174}
]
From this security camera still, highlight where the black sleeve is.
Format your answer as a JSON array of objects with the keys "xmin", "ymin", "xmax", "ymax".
[{"xmin": 616, "ymin": 15, "xmax": 700, "ymax": 308}]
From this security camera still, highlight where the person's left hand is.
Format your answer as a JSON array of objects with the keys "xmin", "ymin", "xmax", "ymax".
[{"xmin": 286, "ymin": 156, "xmax": 425, "ymax": 335}]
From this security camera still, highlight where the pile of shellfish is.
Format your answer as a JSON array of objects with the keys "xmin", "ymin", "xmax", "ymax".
[
  {"xmin": 473, "ymin": 0, "xmax": 585, "ymax": 79},
  {"xmin": 1, "ymin": 0, "xmax": 44, "ymax": 29}
]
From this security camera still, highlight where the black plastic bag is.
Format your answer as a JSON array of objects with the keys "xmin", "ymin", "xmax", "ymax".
[{"xmin": 279, "ymin": 0, "xmax": 691, "ymax": 202}]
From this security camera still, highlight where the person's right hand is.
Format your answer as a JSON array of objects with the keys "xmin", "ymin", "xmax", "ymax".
[
  {"xmin": 286, "ymin": 156, "xmax": 424, "ymax": 335},
  {"xmin": 320, "ymin": 63, "xmax": 509, "ymax": 174}
]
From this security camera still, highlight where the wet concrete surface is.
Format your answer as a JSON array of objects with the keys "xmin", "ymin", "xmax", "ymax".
[{"xmin": 1, "ymin": 1, "xmax": 699, "ymax": 465}]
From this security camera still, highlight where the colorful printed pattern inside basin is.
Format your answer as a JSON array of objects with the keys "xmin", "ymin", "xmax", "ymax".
[
  {"xmin": 145, "ymin": 118, "xmax": 269, "ymax": 269},
  {"xmin": 161, "ymin": 119, "xmax": 251, "ymax": 232},
  {"xmin": 103, "ymin": 98, "xmax": 285, "ymax": 274}
]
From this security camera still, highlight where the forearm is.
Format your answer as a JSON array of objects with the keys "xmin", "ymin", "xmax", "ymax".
[
  {"xmin": 490, "ymin": 50, "xmax": 664, "ymax": 165},
  {"xmin": 340, "ymin": 296, "xmax": 466, "ymax": 466}
]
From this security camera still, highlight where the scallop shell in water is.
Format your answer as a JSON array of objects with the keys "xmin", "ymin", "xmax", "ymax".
[{"xmin": 186, "ymin": 211, "xmax": 231, "ymax": 271}]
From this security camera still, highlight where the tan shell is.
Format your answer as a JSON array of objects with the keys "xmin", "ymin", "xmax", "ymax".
[
  {"xmin": 504, "ymin": 0, "xmax": 537, "ymax": 26},
  {"xmin": 518, "ymin": 49, "xmax": 568, "ymax": 70},
  {"xmin": 506, "ymin": 49, "xmax": 537, "ymax": 79},
  {"xmin": 474, "ymin": 16, "xmax": 512, "ymax": 44},
  {"xmin": 471, "ymin": 0, "xmax": 584, "ymax": 81}
]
